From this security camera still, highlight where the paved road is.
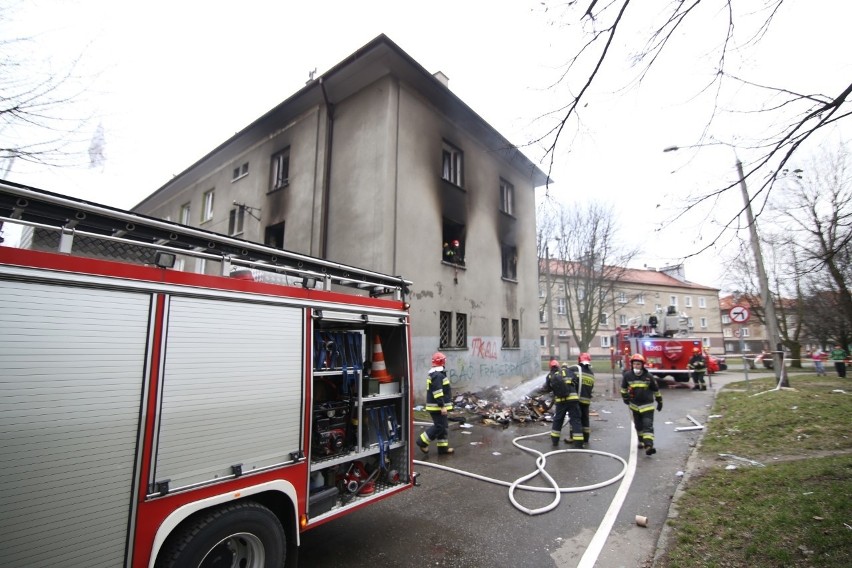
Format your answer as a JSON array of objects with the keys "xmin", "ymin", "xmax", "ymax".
[{"xmin": 297, "ymin": 370, "xmax": 756, "ymax": 567}]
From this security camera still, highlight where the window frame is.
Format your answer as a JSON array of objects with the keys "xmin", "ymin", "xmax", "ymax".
[
  {"xmin": 501, "ymin": 244, "xmax": 517, "ymax": 280},
  {"xmin": 499, "ymin": 177, "xmax": 514, "ymax": 215},
  {"xmin": 228, "ymin": 206, "xmax": 245, "ymax": 236},
  {"xmin": 180, "ymin": 203, "xmax": 191, "ymax": 225},
  {"xmin": 201, "ymin": 190, "xmax": 214, "ymax": 223},
  {"xmin": 270, "ymin": 148, "xmax": 290, "ymax": 192},
  {"xmin": 232, "ymin": 162, "xmax": 249, "ymax": 181},
  {"xmin": 441, "ymin": 140, "xmax": 463, "ymax": 187}
]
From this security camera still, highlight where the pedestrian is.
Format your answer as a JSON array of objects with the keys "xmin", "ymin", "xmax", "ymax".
[
  {"xmin": 416, "ymin": 352, "xmax": 454, "ymax": 455},
  {"xmin": 543, "ymin": 359, "xmax": 584, "ymax": 448},
  {"xmin": 687, "ymin": 347, "xmax": 707, "ymax": 391},
  {"xmin": 567, "ymin": 352, "xmax": 596, "ymax": 447},
  {"xmin": 811, "ymin": 349, "xmax": 827, "ymax": 376},
  {"xmin": 829, "ymin": 344, "xmax": 848, "ymax": 378},
  {"xmin": 621, "ymin": 353, "xmax": 663, "ymax": 456}
]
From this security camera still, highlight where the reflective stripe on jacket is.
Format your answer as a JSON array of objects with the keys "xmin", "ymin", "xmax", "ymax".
[{"xmin": 425, "ymin": 366, "xmax": 452, "ymax": 411}]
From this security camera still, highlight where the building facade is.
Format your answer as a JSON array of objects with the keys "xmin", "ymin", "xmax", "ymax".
[
  {"xmin": 131, "ymin": 35, "xmax": 549, "ymax": 397},
  {"xmin": 540, "ymin": 264, "xmax": 723, "ymax": 362}
]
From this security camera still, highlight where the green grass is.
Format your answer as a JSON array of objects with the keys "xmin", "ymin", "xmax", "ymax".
[{"xmin": 658, "ymin": 375, "xmax": 852, "ymax": 567}]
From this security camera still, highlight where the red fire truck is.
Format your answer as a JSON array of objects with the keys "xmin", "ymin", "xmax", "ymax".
[
  {"xmin": 0, "ymin": 180, "xmax": 416, "ymax": 567},
  {"xmin": 613, "ymin": 307, "xmax": 726, "ymax": 384}
]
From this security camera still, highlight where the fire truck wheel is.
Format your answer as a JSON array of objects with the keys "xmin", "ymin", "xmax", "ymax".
[{"xmin": 157, "ymin": 501, "xmax": 286, "ymax": 568}]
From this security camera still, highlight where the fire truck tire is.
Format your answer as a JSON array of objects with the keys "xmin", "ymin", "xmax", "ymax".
[{"xmin": 157, "ymin": 501, "xmax": 286, "ymax": 568}]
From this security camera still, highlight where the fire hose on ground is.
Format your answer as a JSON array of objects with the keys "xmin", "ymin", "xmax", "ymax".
[{"xmin": 413, "ymin": 425, "xmax": 628, "ymax": 516}]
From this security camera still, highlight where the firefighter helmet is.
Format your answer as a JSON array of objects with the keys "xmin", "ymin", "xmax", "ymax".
[
  {"xmin": 693, "ymin": 347, "xmax": 700, "ymax": 353},
  {"xmin": 630, "ymin": 353, "xmax": 646, "ymax": 364},
  {"xmin": 432, "ymin": 352, "xmax": 446, "ymax": 366},
  {"xmin": 579, "ymin": 352, "xmax": 592, "ymax": 364},
  {"xmin": 549, "ymin": 358, "xmax": 559, "ymax": 369}
]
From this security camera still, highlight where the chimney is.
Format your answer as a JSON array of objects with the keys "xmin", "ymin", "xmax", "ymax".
[{"xmin": 433, "ymin": 71, "xmax": 449, "ymax": 88}]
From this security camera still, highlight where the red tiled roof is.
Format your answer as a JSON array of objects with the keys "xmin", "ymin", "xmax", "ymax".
[{"xmin": 541, "ymin": 259, "xmax": 718, "ymax": 291}]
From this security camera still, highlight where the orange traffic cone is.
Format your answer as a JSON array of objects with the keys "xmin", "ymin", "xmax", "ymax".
[{"xmin": 371, "ymin": 335, "xmax": 392, "ymax": 383}]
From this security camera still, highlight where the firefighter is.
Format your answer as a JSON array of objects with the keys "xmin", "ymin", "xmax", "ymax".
[
  {"xmin": 417, "ymin": 352, "xmax": 454, "ymax": 455},
  {"xmin": 567, "ymin": 353, "xmax": 595, "ymax": 446},
  {"xmin": 687, "ymin": 347, "xmax": 707, "ymax": 391},
  {"xmin": 621, "ymin": 353, "xmax": 663, "ymax": 455},
  {"xmin": 544, "ymin": 359, "xmax": 584, "ymax": 448}
]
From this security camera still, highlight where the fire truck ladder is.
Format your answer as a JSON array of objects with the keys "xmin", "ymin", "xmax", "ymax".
[{"xmin": 0, "ymin": 179, "xmax": 412, "ymax": 299}]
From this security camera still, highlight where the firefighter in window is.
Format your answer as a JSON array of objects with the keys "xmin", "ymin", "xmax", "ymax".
[
  {"xmin": 621, "ymin": 353, "xmax": 663, "ymax": 456},
  {"xmin": 543, "ymin": 359, "xmax": 584, "ymax": 448},
  {"xmin": 567, "ymin": 353, "xmax": 595, "ymax": 447},
  {"xmin": 687, "ymin": 347, "xmax": 708, "ymax": 391},
  {"xmin": 417, "ymin": 352, "xmax": 454, "ymax": 455}
]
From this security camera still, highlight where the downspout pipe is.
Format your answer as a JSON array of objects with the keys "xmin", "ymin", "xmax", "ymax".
[{"xmin": 319, "ymin": 77, "xmax": 334, "ymax": 259}]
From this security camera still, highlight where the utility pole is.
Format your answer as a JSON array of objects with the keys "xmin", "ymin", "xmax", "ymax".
[
  {"xmin": 545, "ymin": 244, "xmax": 555, "ymax": 359},
  {"xmin": 736, "ymin": 159, "xmax": 786, "ymax": 386}
]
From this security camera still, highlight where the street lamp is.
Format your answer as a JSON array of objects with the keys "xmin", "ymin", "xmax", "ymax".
[{"xmin": 663, "ymin": 145, "xmax": 785, "ymax": 385}]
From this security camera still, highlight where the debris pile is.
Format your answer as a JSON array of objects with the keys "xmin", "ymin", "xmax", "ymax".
[{"xmin": 450, "ymin": 384, "xmax": 556, "ymax": 426}]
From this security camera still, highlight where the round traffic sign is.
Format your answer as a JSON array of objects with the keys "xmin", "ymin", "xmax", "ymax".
[{"xmin": 729, "ymin": 305, "xmax": 751, "ymax": 323}]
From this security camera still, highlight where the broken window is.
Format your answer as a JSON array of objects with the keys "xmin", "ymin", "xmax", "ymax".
[
  {"xmin": 501, "ymin": 244, "xmax": 517, "ymax": 280},
  {"xmin": 264, "ymin": 222, "xmax": 285, "ymax": 249},
  {"xmin": 442, "ymin": 218, "xmax": 465, "ymax": 265}
]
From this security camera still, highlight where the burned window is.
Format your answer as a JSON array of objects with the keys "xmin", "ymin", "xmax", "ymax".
[
  {"xmin": 270, "ymin": 148, "xmax": 290, "ymax": 192},
  {"xmin": 501, "ymin": 244, "xmax": 517, "ymax": 280},
  {"xmin": 442, "ymin": 218, "xmax": 465, "ymax": 266},
  {"xmin": 265, "ymin": 222, "xmax": 285, "ymax": 249}
]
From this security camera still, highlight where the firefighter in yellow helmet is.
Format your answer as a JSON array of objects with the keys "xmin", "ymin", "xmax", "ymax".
[
  {"xmin": 417, "ymin": 352, "xmax": 454, "ymax": 455},
  {"xmin": 621, "ymin": 353, "xmax": 663, "ymax": 455},
  {"xmin": 544, "ymin": 359, "xmax": 584, "ymax": 448}
]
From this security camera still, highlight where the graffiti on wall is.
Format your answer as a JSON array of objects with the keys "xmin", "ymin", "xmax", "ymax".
[{"xmin": 470, "ymin": 336, "xmax": 498, "ymax": 360}]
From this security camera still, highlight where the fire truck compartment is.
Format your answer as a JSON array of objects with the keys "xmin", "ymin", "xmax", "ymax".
[{"xmin": 0, "ymin": 278, "xmax": 150, "ymax": 568}]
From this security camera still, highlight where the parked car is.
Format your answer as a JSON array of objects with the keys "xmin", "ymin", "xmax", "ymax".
[{"xmin": 707, "ymin": 354, "xmax": 727, "ymax": 373}]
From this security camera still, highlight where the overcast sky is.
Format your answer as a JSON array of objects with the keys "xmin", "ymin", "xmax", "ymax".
[{"xmin": 4, "ymin": 0, "xmax": 850, "ymax": 291}]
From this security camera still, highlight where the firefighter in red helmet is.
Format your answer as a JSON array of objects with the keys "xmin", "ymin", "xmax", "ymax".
[
  {"xmin": 567, "ymin": 353, "xmax": 595, "ymax": 447},
  {"xmin": 417, "ymin": 352, "xmax": 454, "ymax": 455},
  {"xmin": 621, "ymin": 353, "xmax": 663, "ymax": 455},
  {"xmin": 543, "ymin": 359, "xmax": 583, "ymax": 448},
  {"xmin": 687, "ymin": 347, "xmax": 708, "ymax": 391}
]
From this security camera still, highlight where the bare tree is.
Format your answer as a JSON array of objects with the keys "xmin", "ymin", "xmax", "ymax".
[
  {"xmin": 533, "ymin": 0, "xmax": 852, "ymax": 257},
  {"xmin": 538, "ymin": 200, "xmax": 638, "ymax": 353},
  {"xmin": 0, "ymin": 4, "xmax": 97, "ymax": 172},
  {"xmin": 774, "ymin": 144, "xmax": 852, "ymax": 347}
]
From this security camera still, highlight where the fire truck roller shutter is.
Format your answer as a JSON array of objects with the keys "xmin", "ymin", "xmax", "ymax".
[
  {"xmin": 154, "ymin": 297, "xmax": 303, "ymax": 492},
  {"xmin": 0, "ymin": 279, "xmax": 151, "ymax": 568}
]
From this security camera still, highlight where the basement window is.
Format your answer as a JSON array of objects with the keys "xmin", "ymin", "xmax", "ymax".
[{"xmin": 440, "ymin": 311, "xmax": 467, "ymax": 349}]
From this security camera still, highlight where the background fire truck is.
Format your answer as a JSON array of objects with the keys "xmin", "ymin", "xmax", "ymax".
[
  {"xmin": 613, "ymin": 307, "xmax": 726, "ymax": 385},
  {"xmin": 0, "ymin": 180, "xmax": 416, "ymax": 568}
]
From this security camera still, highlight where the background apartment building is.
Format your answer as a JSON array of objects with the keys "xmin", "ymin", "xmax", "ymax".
[
  {"xmin": 540, "ymin": 264, "xmax": 723, "ymax": 362},
  {"xmin": 131, "ymin": 35, "xmax": 549, "ymax": 396}
]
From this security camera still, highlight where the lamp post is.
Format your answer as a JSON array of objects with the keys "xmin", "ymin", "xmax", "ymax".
[{"xmin": 663, "ymin": 146, "xmax": 785, "ymax": 385}]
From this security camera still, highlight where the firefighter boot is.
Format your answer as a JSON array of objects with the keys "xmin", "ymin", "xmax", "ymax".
[
  {"xmin": 416, "ymin": 435, "xmax": 429, "ymax": 455},
  {"xmin": 645, "ymin": 442, "xmax": 657, "ymax": 456},
  {"xmin": 438, "ymin": 446, "xmax": 455, "ymax": 455},
  {"xmin": 700, "ymin": 380, "xmax": 707, "ymax": 391},
  {"xmin": 583, "ymin": 432, "xmax": 590, "ymax": 447}
]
